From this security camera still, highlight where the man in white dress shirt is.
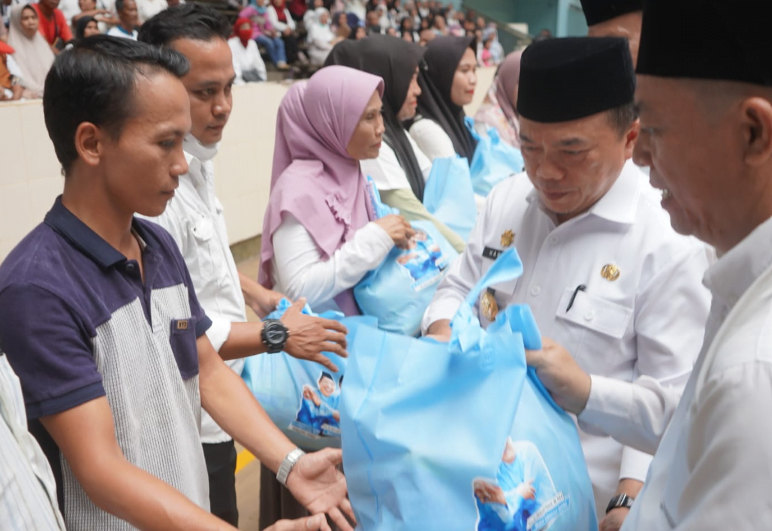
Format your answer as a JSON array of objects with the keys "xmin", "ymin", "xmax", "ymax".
[
  {"xmin": 423, "ymin": 36, "xmax": 710, "ymax": 531},
  {"xmin": 138, "ymin": 5, "xmax": 349, "ymax": 527},
  {"xmin": 525, "ymin": 1, "xmax": 772, "ymax": 530}
]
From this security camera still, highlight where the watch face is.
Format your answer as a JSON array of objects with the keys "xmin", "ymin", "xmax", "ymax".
[{"xmin": 265, "ymin": 323, "xmax": 288, "ymax": 345}]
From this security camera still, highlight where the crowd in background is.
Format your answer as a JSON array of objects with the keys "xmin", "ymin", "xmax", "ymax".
[{"xmin": 0, "ymin": 0, "xmax": 510, "ymax": 100}]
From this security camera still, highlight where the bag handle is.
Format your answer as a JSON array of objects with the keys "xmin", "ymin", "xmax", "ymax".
[
  {"xmin": 365, "ymin": 176, "xmax": 399, "ymax": 220},
  {"xmin": 463, "ymin": 247, "xmax": 523, "ymax": 308}
]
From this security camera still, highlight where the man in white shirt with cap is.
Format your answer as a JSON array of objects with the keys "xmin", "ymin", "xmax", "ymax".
[
  {"xmin": 423, "ymin": 35, "xmax": 711, "ymax": 531},
  {"xmin": 526, "ymin": 1, "xmax": 772, "ymax": 529}
]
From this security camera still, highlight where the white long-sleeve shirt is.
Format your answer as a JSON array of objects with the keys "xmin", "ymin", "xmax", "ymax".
[
  {"xmin": 141, "ymin": 135, "xmax": 246, "ymax": 444},
  {"xmin": 360, "ymin": 131, "xmax": 432, "ymax": 192},
  {"xmin": 0, "ymin": 353, "xmax": 66, "ymax": 531},
  {"xmin": 408, "ymin": 117, "xmax": 457, "ymax": 162},
  {"xmin": 228, "ymin": 37, "xmax": 267, "ymax": 84},
  {"xmin": 582, "ymin": 214, "xmax": 772, "ymax": 531},
  {"xmin": 270, "ymin": 214, "xmax": 393, "ymax": 314},
  {"xmin": 423, "ymin": 161, "xmax": 711, "ymax": 519},
  {"xmin": 267, "ymin": 5, "xmax": 296, "ymax": 32}
]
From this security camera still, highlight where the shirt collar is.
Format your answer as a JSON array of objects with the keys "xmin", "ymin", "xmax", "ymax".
[
  {"xmin": 183, "ymin": 134, "xmax": 219, "ymax": 163},
  {"xmin": 526, "ymin": 159, "xmax": 642, "ymax": 225},
  {"xmin": 704, "ymin": 215, "xmax": 772, "ymax": 310},
  {"xmin": 44, "ymin": 196, "xmax": 160, "ymax": 270}
]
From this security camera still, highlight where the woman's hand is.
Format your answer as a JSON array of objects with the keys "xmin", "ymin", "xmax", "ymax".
[{"xmin": 373, "ymin": 215, "xmax": 415, "ymax": 249}]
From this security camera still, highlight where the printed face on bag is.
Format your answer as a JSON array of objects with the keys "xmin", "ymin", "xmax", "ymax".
[
  {"xmin": 519, "ymin": 110, "xmax": 637, "ymax": 223},
  {"xmin": 319, "ymin": 374, "xmax": 336, "ymax": 397},
  {"xmin": 172, "ymin": 37, "xmax": 236, "ymax": 146},
  {"xmin": 347, "ymin": 90, "xmax": 385, "ymax": 160}
]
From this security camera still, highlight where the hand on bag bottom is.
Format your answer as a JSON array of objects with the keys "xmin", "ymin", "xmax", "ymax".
[
  {"xmin": 286, "ymin": 448, "xmax": 357, "ymax": 531},
  {"xmin": 282, "ymin": 298, "xmax": 349, "ymax": 373},
  {"xmin": 373, "ymin": 215, "xmax": 416, "ymax": 249},
  {"xmin": 525, "ymin": 337, "xmax": 592, "ymax": 415},
  {"xmin": 266, "ymin": 514, "xmax": 331, "ymax": 531}
]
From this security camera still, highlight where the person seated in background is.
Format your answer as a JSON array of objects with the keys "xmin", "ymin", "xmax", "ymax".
[
  {"xmin": 306, "ymin": 7, "xmax": 340, "ymax": 66},
  {"xmin": 73, "ymin": 14, "xmax": 99, "ymax": 38},
  {"xmin": 418, "ymin": 27, "xmax": 434, "ymax": 45},
  {"xmin": 71, "ymin": 0, "xmax": 117, "ymax": 30},
  {"xmin": 240, "ymin": 2, "xmax": 289, "ymax": 70},
  {"xmin": 106, "ymin": 0, "xmax": 137, "ymax": 38},
  {"xmin": 431, "ymin": 13, "xmax": 447, "ymax": 35},
  {"xmin": 473, "ymin": 51, "xmax": 522, "ymax": 148},
  {"xmin": 349, "ymin": 23, "xmax": 365, "ymax": 39},
  {"xmin": 407, "ymin": 35, "xmax": 477, "ymax": 162},
  {"xmin": 480, "ymin": 23, "xmax": 503, "ymax": 65},
  {"xmin": 332, "ymin": 11, "xmax": 350, "ymax": 39},
  {"xmin": 0, "ymin": 40, "xmax": 24, "ymax": 101},
  {"xmin": 326, "ymin": 35, "xmax": 466, "ymax": 253},
  {"xmin": 7, "ymin": 4, "xmax": 54, "ymax": 98},
  {"xmin": 268, "ymin": 0, "xmax": 302, "ymax": 64},
  {"xmin": 230, "ymin": 16, "xmax": 267, "ymax": 82},
  {"xmin": 398, "ymin": 15, "xmax": 416, "ymax": 42},
  {"xmin": 302, "ymin": 0, "xmax": 321, "ymax": 27},
  {"xmin": 32, "ymin": 0, "xmax": 73, "ymax": 52},
  {"xmin": 259, "ymin": 65, "xmax": 413, "ymax": 526},
  {"xmin": 344, "ymin": 0, "xmax": 366, "ymax": 24},
  {"xmin": 364, "ymin": 9, "xmax": 380, "ymax": 35}
]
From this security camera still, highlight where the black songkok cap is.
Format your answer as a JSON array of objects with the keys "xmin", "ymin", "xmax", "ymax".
[
  {"xmin": 637, "ymin": 0, "xmax": 772, "ymax": 86},
  {"xmin": 580, "ymin": 0, "xmax": 642, "ymax": 26},
  {"xmin": 517, "ymin": 37, "xmax": 635, "ymax": 123}
]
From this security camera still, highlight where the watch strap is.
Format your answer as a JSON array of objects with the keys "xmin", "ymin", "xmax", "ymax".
[
  {"xmin": 277, "ymin": 448, "xmax": 305, "ymax": 486},
  {"xmin": 606, "ymin": 493, "xmax": 635, "ymax": 514}
]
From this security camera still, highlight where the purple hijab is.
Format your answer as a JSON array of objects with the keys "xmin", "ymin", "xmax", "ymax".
[
  {"xmin": 494, "ymin": 51, "xmax": 523, "ymax": 146},
  {"xmin": 259, "ymin": 66, "xmax": 384, "ymax": 315}
]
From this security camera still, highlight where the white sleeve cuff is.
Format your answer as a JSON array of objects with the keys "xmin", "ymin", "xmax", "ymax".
[
  {"xmin": 421, "ymin": 294, "xmax": 465, "ymax": 335},
  {"xmin": 619, "ymin": 446, "xmax": 653, "ymax": 483},
  {"xmin": 206, "ymin": 317, "xmax": 233, "ymax": 353}
]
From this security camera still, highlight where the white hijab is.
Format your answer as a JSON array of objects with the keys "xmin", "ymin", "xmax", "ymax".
[{"xmin": 7, "ymin": 4, "xmax": 54, "ymax": 97}]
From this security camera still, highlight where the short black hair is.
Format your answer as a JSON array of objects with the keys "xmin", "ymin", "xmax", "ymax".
[
  {"xmin": 137, "ymin": 4, "xmax": 231, "ymax": 48},
  {"xmin": 607, "ymin": 101, "xmax": 638, "ymax": 137},
  {"xmin": 319, "ymin": 372, "xmax": 334, "ymax": 382},
  {"xmin": 43, "ymin": 35, "xmax": 189, "ymax": 175},
  {"xmin": 115, "ymin": 0, "xmax": 129, "ymax": 13}
]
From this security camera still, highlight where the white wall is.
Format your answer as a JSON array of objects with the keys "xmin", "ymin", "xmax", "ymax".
[{"xmin": 0, "ymin": 67, "xmax": 496, "ymax": 263}]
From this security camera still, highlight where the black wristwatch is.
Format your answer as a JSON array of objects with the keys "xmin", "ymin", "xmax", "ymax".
[
  {"xmin": 261, "ymin": 319, "xmax": 289, "ymax": 353},
  {"xmin": 606, "ymin": 493, "xmax": 635, "ymax": 514}
]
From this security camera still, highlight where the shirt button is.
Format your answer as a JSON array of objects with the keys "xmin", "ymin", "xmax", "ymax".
[
  {"xmin": 584, "ymin": 310, "xmax": 595, "ymax": 321},
  {"xmin": 549, "ymin": 235, "xmax": 559, "ymax": 245},
  {"xmin": 125, "ymin": 263, "xmax": 136, "ymax": 273},
  {"xmin": 530, "ymin": 285, "xmax": 541, "ymax": 296}
]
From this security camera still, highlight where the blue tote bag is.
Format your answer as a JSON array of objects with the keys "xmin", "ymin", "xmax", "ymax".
[
  {"xmin": 241, "ymin": 299, "xmax": 376, "ymax": 451},
  {"xmin": 477, "ymin": 305, "xmax": 599, "ymax": 531},
  {"xmin": 341, "ymin": 248, "xmax": 534, "ymax": 530},
  {"xmin": 466, "ymin": 117, "xmax": 525, "ymax": 197},
  {"xmin": 355, "ymin": 179, "xmax": 459, "ymax": 336},
  {"xmin": 422, "ymin": 155, "xmax": 478, "ymax": 241}
]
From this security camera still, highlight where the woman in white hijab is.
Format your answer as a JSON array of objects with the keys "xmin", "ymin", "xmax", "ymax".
[
  {"xmin": 307, "ymin": 7, "xmax": 340, "ymax": 66},
  {"xmin": 7, "ymin": 4, "xmax": 54, "ymax": 99}
]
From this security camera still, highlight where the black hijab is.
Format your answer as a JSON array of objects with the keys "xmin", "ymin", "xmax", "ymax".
[
  {"xmin": 75, "ymin": 16, "xmax": 97, "ymax": 40},
  {"xmin": 326, "ymin": 35, "xmax": 428, "ymax": 201},
  {"xmin": 411, "ymin": 35, "xmax": 478, "ymax": 161}
]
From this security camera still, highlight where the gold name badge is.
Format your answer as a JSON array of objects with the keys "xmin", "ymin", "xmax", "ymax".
[
  {"xmin": 601, "ymin": 264, "xmax": 620, "ymax": 281},
  {"xmin": 176, "ymin": 320, "xmax": 189, "ymax": 330},
  {"xmin": 501, "ymin": 230, "xmax": 515, "ymax": 248},
  {"xmin": 481, "ymin": 291, "xmax": 499, "ymax": 321}
]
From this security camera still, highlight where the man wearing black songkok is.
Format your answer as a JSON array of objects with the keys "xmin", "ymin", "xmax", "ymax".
[
  {"xmin": 423, "ymin": 36, "xmax": 710, "ymax": 531},
  {"xmin": 580, "ymin": 0, "xmax": 642, "ymax": 66},
  {"xmin": 526, "ymin": 1, "xmax": 772, "ymax": 529}
]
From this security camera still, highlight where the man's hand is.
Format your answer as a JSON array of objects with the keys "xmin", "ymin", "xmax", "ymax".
[
  {"xmin": 281, "ymin": 298, "xmax": 348, "ymax": 373},
  {"xmin": 525, "ymin": 337, "xmax": 592, "ymax": 415},
  {"xmin": 599, "ymin": 508, "xmax": 629, "ymax": 531},
  {"xmin": 515, "ymin": 480, "xmax": 535, "ymax": 500},
  {"xmin": 424, "ymin": 319, "xmax": 452, "ymax": 342},
  {"xmin": 266, "ymin": 514, "xmax": 331, "ymax": 531},
  {"xmin": 286, "ymin": 449, "xmax": 356, "ymax": 531}
]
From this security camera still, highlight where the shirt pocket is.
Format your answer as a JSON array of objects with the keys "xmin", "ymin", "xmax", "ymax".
[
  {"xmin": 169, "ymin": 317, "xmax": 199, "ymax": 380},
  {"xmin": 190, "ymin": 217, "xmax": 216, "ymax": 279},
  {"xmin": 555, "ymin": 288, "xmax": 633, "ymax": 370}
]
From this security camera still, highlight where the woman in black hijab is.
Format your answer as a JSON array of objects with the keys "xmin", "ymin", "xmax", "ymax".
[
  {"xmin": 325, "ymin": 34, "xmax": 466, "ymax": 252},
  {"xmin": 407, "ymin": 35, "xmax": 479, "ymax": 162}
]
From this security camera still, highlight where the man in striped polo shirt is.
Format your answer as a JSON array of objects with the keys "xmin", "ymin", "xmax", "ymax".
[{"xmin": 0, "ymin": 36, "xmax": 352, "ymax": 531}]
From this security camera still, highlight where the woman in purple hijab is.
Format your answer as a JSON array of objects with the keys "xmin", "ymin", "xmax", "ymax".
[
  {"xmin": 259, "ymin": 65, "xmax": 414, "ymax": 318},
  {"xmin": 473, "ymin": 51, "xmax": 523, "ymax": 148}
]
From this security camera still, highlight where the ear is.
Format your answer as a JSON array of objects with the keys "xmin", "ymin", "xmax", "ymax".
[
  {"xmin": 74, "ymin": 122, "xmax": 106, "ymax": 169},
  {"xmin": 741, "ymin": 96, "xmax": 772, "ymax": 167},
  {"xmin": 623, "ymin": 118, "xmax": 641, "ymax": 159}
]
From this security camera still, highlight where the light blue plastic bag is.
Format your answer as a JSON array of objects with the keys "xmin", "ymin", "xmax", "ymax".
[
  {"xmin": 355, "ymin": 179, "xmax": 459, "ymax": 336},
  {"xmin": 423, "ymin": 155, "xmax": 478, "ymax": 241},
  {"xmin": 478, "ymin": 306, "xmax": 599, "ymax": 531},
  {"xmin": 341, "ymin": 248, "xmax": 532, "ymax": 530},
  {"xmin": 241, "ymin": 299, "xmax": 376, "ymax": 451},
  {"xmin": 466, "ymin": 116, "xmax": 525, "ymax": 197}
]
